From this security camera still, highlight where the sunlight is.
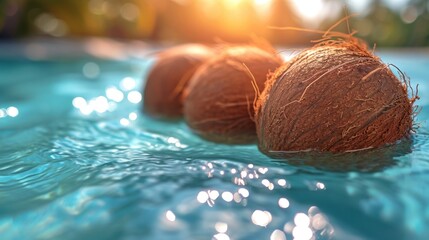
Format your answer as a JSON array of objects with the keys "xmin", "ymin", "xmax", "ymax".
[
  {"xmin": 223, "ymin": 0, "xmax": 243, "ymax": 9},
  {"xmin": 252, "ymin": 0, "xmax": 272, "ymax": 18},
  {"xmin": 253, "ymin": 0, "xmax": 272, "ymax": 7},
  {"xmin": 251, "ymin": 210, "xmax": 272, "ymax": 227},
  {"xmin": 291, "ymin": 0, "xmax": 325, "ymax": 21},
  {"xmin": 221, "ymin": 0, "xmax": 273, "ymax": 12}
]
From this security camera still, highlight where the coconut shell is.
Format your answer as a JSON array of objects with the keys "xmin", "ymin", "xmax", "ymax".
[
  {"xmin": 184, "ymin": 46, "xmax": 282, "ymax": 143},
  {"xmin": 143, "ymin": 44, "xmax": 215, "ymax": 118},
  {"xmin": 256, "ymin": 39, "xmax": 414, "ymax": 153}
]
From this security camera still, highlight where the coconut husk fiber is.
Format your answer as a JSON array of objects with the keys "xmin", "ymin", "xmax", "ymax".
[
  {"xmin": 256, "ymin": 38, "xmax": 417, "ymax": 154},
  {"xmin": 143, "ymin": 44, "xmax": 215, "ymax": 118},
  {"xmin": 184, "ymin": 45, "xmax": 283, "ymax": 143}
]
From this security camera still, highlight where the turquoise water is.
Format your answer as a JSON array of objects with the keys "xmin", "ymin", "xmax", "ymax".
[{"xmin": 0, "ymin": 48, "xmax": 428, "ymax": 240}]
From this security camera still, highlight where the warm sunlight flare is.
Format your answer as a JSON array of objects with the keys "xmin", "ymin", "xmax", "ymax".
[
  {"xmin": 252, "ymin": 0, "xmax": 272, "ymax": 17},
  {"xmin": 253, "ymin": 0, "xmax": 272, "ymax": 7},
  {"xmin": 223, "ymin": 0, "xmax": 243, "ymax": 9},
  {"xmin": 291, "ymin": 0, "xmax": 325, "ymax": 21}
]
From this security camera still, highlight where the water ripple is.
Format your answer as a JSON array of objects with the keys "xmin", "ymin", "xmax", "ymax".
[{"xmin": 1, "ymin": 55, "xmax": 429, "ymax": 240}]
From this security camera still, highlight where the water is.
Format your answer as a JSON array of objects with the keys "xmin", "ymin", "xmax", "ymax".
[{"xmin": 0, "ymin": 45, "xmax": 428, "ymax": 240}]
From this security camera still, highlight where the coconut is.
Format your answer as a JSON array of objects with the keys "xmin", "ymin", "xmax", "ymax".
[
  {"xmin": 184, "ymin": 46, "xmax": 282, "ymax": 143},
  {"xmin": 256, "ymin": 38, "xmax": 417, "ymax": 154},
  {"xmin": 270, "ymin": 139, "xmax": 412, "ymax": 172},
  {"xmin": 143, "ymin": 44, "xmax": 215, "ymax": 118}
]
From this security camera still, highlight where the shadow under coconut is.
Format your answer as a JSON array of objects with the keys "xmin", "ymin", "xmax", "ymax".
[{"xmin": 266, "ymin": 140, "xmax": 412, "ymax": 173}]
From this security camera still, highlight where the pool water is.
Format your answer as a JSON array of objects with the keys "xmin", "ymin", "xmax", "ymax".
[{"xmin": 0, "ymin": 45, "xmax": 428, "ymax": 240}]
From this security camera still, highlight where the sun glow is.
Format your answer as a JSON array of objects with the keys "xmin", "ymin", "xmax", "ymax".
[
  {"xmin": 221, "ymin": 0, "xmax": 333, "ymax": 28},
  {"xmin": 291, "ymin": 0, "xmax": 324, "ymax": 21},
  {"xmin": 223, "ymin": 0, "xmax": 243, "ymax": 9},
  {"xmin": 253, "ymin": 0, "xmax": 272, "ymax": 7},
  {"xmin": 290, "ymin": 0, "xmax": 340, "ymax": 27}
]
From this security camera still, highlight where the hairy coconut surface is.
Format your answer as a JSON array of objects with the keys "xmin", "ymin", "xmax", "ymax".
[
  {"xmin": 256, "ymin": 39, "xmax": 415, "ymax": 154},
  {"xmin": 184, "ymin": 46, "xmax": 282, "ymax": 143},
  {"xmin": 143, "ymin": 44, "xmax": 214, "ymax": 118}
]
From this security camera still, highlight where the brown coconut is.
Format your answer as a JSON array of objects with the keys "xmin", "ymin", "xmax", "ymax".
[
  {"xmin": 184, "ymin": 46, "xmax": 282, "ymax": 143},
  {"xmin": 256, "ymin": 38, "xmax": 417, "ymax": 154},
  {"xmin": 143, "ymin": 44, "xmax": 215, "ymax": 118}
]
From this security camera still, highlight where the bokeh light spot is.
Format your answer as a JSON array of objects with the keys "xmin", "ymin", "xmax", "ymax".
[
  {"xmin": 215, "ymin": 222, "xmax": 228, "ymax": 233},
  {"xmin": 270, "ymin": 229, "xmax": 286, "ymax": 240},
  {"xmin": 127, "ymin": 91, "xmax": 142, "ymax": 104},
  {"xmin": 120, "ymin": 77, "xmax": 137, "ymax": 91},
  {"xmin": 251, "ymin": 210, "xmax": 272, "ymax": 227},
  {"xmin": 6, "ymin": 106, "xmax": 19, "ymax": 117},
  {"xmin": 197, "ymin": 191, "xmax": 209, "ymax": 203},
  {"xmin": 221, "ymin": 191, "xmax": 233, "ymax": 202},
  {"xmin": 106, "ymin": 87, "xmax": 124, "ymax": 102},
  {"xmin": 165, "ymin": 210, "xmax": 176, "ymax": 222},
  {"xmin": 83, "ymin": 62, "xmax": 100, "ymax": 79},
  {"xmin": 278, "ymin": 198, "xmax": 290, "ymax": 209}
]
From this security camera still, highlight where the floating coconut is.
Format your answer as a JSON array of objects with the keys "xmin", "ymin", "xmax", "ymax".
[
  {"xmin": 143, "ymin": 44, "xmax": 215, "ymax": 118},
  {"xmin": 184, "ymin": 46, "xmax": 282, "ymax": 143},
  {"xmin": 270, "ymin": 139, "xmax": 412, "ymax": 172},
  {"xmin": 256, "ymin": 38, "xmax": 417, "ymax": 154}
]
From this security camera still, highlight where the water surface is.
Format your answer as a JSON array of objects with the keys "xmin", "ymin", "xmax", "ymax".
[{"xmin": 0, "ymin": 45, "xmax": 428, "ymax": 240}]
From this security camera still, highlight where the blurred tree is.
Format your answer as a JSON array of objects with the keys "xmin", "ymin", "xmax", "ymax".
[
  {"xmin": 0, "ymin": 0, "xmax": 157, "ymax": 39},
  {"xmin": 349, "ymin": 0, "xmax": 429, "ymax": 47},
  {"xmin": 0, "ymin": 0, "xmax": 26, "ymax": 39},
  {"xmin": 353, "ymin": 0, "xmax": 407, "ymax": 47},
  {"xmin": 406, "ymin": 0, "xmax": 429, "ymax": 46},
  {"xmin": 1, "ymin": 0, "xmax": 429, "ymax": 47}
]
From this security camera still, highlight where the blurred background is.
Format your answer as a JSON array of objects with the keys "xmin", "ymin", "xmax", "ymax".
[{"xmin": 0, "ymin": 0, "xmax": 428, "ymax": 47}]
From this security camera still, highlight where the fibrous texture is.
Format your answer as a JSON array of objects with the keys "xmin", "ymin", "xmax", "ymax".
[
  {"xmin": 184, "ymin": 46, "xmax": 282, "ymax": 143},
  {"xmin": 256, "ymin": 39, "xmax": 415, "ymax": 153},
  {"xmin": 143, "ymin": 44, "xmax": 214, "ymax": 118}
]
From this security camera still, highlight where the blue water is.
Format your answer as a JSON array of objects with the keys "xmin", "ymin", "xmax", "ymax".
[{"xmin": 0, "ymin": 47, "xmax": 428, "ymax": 240}]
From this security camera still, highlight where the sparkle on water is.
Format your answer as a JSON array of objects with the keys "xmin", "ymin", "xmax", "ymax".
[{"xmin": 0, "ymin": 50, "xmax": 429, "ymax": 240}]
